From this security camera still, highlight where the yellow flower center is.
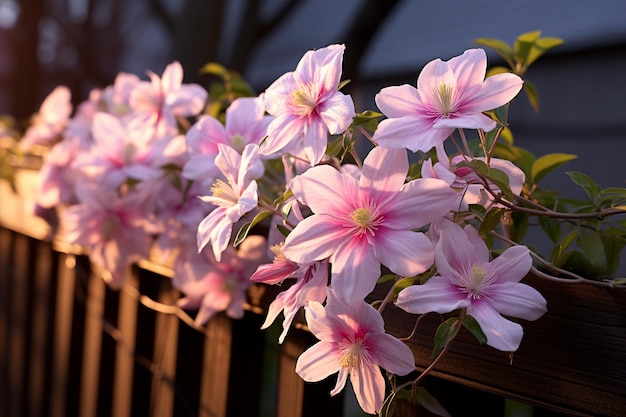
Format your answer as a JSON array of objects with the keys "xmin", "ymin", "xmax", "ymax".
[
  {"xmin": 210, "ymin": 179, "xmax": 239, "ymax": 206},
  {"xmin": 290, "ymin": 85, "xmax": 318, "ymax": 117},
  {"xmin": 270, "ymin": 242, "xmax": 286, "ymax": 261},
  {"xmin": 468, "ymin": 264, "xmax": 487, "ymax": 299},
  {"xmin": 434, "ymin": 83, "xmax": 454, "ymax": 116},
  {"xmin": 340, "ymin": 338, "xmax": 365, "ymax": 369},
  {"xmin": 350, "ymin": 207, "xmax": 372, "ymax": 228}
]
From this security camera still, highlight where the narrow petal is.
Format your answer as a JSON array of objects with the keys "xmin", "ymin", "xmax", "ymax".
[
  {"xmin": 463, "ymin": 72, "xmax": 523, "ymax": 113},
  {"xmin": 448, "ymin": 48, "xmax": 487, "ymax": 92},
  {"xmin": 396, "ymin": 278, "xmax": 469, "ymax": 315},
  {"xmin": 468, "ymin": 301, "xmax": 524, "ymax": 351},
  {"xmin": 489, "ymin": 282, "xmax": 547, "ymax": 321},
  {"xmin": 290, "ymin": 165, "xmax": 358, "ymax": 215},
  {"xmin": 351, "ymin": 362, "xmax": 386, "ymax": 415},
  {"xmin": 434, "ymin": 113, "xmax": 496, "ymax": 132},
  {"xmin": 383, "ymin": 178, "xmax": 456, "ymax": 230},
  {"xmin": 318, "ymin": 93, "xmax": 355, "ymax": 134},
  {"xmin": 301, "ymin": 117, "xmax": 328, "ymax": 166},
  {"xmin": 283, "ymin": 215, "xmax": 349, "ymax": 264},
  {"xmin": 330, "ymin": 241, "xmax": 381, "ymax": 302},
  {"xmin": 261, "ymin": 114, "xmax": 303, "ymax": 156},
  {"xmin": 375, "ymin": 84, "xmax": 421, "ymax": 118},
  {"xmin": 374, "ymin": 116, "xmax": 451, "ymax": 153},
  {"xmin": 359, "ymin": 147, "xmax": 408, "ymax": 202},
  {"xmin": 375, "ymin": 229, "xmax": 434, "ymax": 278},
  {"xmin": 295, "ymin": 342, "xmax": 342, "ymax": 382},
  {"xmin": 487, "ymin": 245, "xmax": 532, "ymax": 283},
  {"xmin": 367, "ymin": 334, "xmax": 415, "ymax": 376}
]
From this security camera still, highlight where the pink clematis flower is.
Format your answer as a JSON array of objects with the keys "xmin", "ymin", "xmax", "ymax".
[
  {"xmin": 182, "ymin": 96, "xmax": 272, "ymax": 188},
  {"xmin": 129, "ymin": 61, "xmax": 207, "ymax": 136},
  {"xmin": 174, "ymin": 235, "xmax": 268, "ymax": 326},
  {"xmin": 196, "ymin": 143, "xmax": 264, "ymax": 261},
  {"xmin": 60, "ymin": 184, "xmax": 158, "ymax": 288},
  {"xmin": 20, "ymin": 85, "xmax": 72, "ymax": 150},
  {"xmin": 296, "ymin": 292, "xmax": 415, "ymax": 414},
  {"xmin": 396, "ymin": 220, "xmax": 547, "ymax": 352},
  {"xmin": 251, "ymin": 242, "xmax": 329, "ymax": 343},
  {"xmin": 373, "ymin": 48, "xmax": 523, "ymax": 153},
  {"xmin": 422, "ymin": 152, "xmax": 525, "ymax": 211},
  {"xmin": 261, "ymin": 44, "xmax": 356, "ymax": 166},
  {"xmin": 282, "ymin": 146, "xmax": 457, "ymax": 302}
]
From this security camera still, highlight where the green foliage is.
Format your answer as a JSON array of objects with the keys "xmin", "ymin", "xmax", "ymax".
[
  {"xmin": 200, "ymin": 62, "xmax": 256, "ymax": 120},
  {"xmin": 476, "ymin": 30, "xmax": 563, "ymax": 112}
]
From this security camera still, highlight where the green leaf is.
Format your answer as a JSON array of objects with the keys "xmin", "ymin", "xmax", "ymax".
[
  {"xmin": 432, "ymin": 318, "xmax": 461, "ymax": 358},
  {"xmin": 275, "ymin": 224, "xmax": 291, "ymax": 238},
  {"xmin": 531, "ymin": 153, "xmax": 577, "ymax": 184},
  {"xmin": 514, "ymin": 30, "xmax": 542, "ymax": 64},
  {"xmin": 414, "ymin": 386, "xmax": 452, "ymax": 417},
  {"xmin": 538, "ymin": 216, "xmax": 562, "ymax": 243},
  {"xmin": 566, "ymin": 171, "xmax": 600, "ymax": 202},
  {"xmin": 233, "ymin": 222, "xmax": 252, "ymax": 248},
  {"xmin": 479, "ymin": 208, "xmax": 506, "ymax": 235},
  {"xmin": 229, "ymin": 209, "xmax": 271, "ymax": 247},
  {"xmin": 474, "ymin": 37, "xmax": 515, "ymax": 68},
  {"xmin": 493, "ymin": 143, "xmax": 536, "ymax": 182},
  {"xmin": 199, "ymin": 62, "xmax": 229, "ymax": 78},
  {"xmin": 461, "ymin": 315, "xmax": 487, "ymax": 345},
  {"xmin": 351, "ymin": 110, "xmax": 383, "ymax": 131},
  {"xmin": 523, "ymin": 80, "xmax": 540, "ymax": 113},
  {"xmin": 551, "ymin": 229, "xmax": 578, "ymax": 266},
  {"xmin": 576, "ymin": 227, "xmax": 606, "ymax": 273},
  {"xmin": 526, "ymin": 37, "xmax": 564, "ymax": 67}
]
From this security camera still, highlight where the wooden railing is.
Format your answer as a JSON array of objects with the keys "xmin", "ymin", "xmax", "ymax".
[{"xmin": 1, "ymin": 169, "xmax": 625, "ymax": 417}]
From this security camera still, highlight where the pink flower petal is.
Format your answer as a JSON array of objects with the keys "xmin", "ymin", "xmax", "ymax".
[{"xmin": 467, "ymin": 301, "xmax": 524, "ymax": 351}]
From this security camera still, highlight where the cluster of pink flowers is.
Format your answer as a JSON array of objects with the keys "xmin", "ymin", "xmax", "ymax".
[{"xmin": 26, "ymin": 44, "xmax": 547, "ymax": 415}]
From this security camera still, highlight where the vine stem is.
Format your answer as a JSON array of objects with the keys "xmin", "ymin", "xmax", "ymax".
[
  {"xmin": 412, "ymin": 320, "xmax": 460, "ymax": 386},
  {"xmin": 377, "ymin": 275, "xmax": 401, "ymax": 313},
  {"xmin": 490, "ymin": 230, "xmax": 620, "ymax": 288}
]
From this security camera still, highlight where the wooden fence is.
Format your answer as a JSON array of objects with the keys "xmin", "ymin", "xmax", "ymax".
[{"xmin": 1, "ymin": 170, "xmax": 626, "ymax": 417}]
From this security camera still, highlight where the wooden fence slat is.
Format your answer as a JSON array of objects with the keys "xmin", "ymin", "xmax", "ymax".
[
  {"xmin": 8, "ymin": 233, "xmax": 30, "ymax": 417},
  {"xmin": 79, "ymin": 269, "xmax": 106, "ymax": 417},
  {"xmin": 149, "ymin": 278, "xmax": 179, "ymax": 417},
  {"xmin": 27, "ymin": 239, "xmax": 55, "ymax": 417},
  {"xmin": 112, "ymin": 272, "xmax": 139, "ymax": 417},
  {"xmin": 199, "ymin": 313, "xmax": 232, "ymax": 417},
  {"xmin": 0, "ymin": 227, "xmax": 12, "ymax": 417},
  {"xmin": 50, "ymin": 253, "xmax": 77, "ymax": 417},
  {"xmin": 277, "ymin": 331, "xmax": 307, "ymax": 417}
]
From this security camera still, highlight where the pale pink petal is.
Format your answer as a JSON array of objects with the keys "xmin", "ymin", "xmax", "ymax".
[
  {"xmin": 304, "ymin": 301, "xmax": 348, "ymax": 343},
  {"xmin": 434, "ymin": 112, "xmax": 496, "ymax": 131},
  {"xmin": 161, "ymin": 61, "xmax": 183, "ymax": 93},
  {"xmin": 467, "ymin": 301, "xmax": 524, "ymax": 351},
  {"xmin": 396, "ymin": 277, "xmax": 469, "ymax": 314},
  {"xmin": 290, "ymin": 165, "xmax": 358, "ymax": 215},
  {"xmin": 318, "ymin": 93, "xmax": 355, "ymax": 134},
  {"xmin": 282, "ymin": 215, "xmax": 349, "ymax": 264},
  {"xmin": 351, "ymin": 361, "xmax": 386, "ymax": 414},
  {"xmin": 295, "ymin": 341, "xmax": 342, "ymax": 382},
  {"xmin": 464, "ymin": 72, "xmax": 523, "ymax": 113},
  {"xmin": 375, "ymin": 229, "xmax": 434, "ymax": 278},
  {"xmin": 359, "ymin": 147, "xmax": 408, "ymax": 202},
  {"xmin": 367, "ymin": 334, "xmax": 415, "ymax": 376},
  {"xmin": 296, "ymin": 44, "xmax": 343, "ymax": 92},
  {"xmin": 330, "ymin": 241, "xmax": 380, "ymax": 302},
  {"xmin": 487, "ymin": 245, "xmax": 532, "ymax": 283},
  {"xmin": 489, "ymin": 282, "xmax": 547, "ymax": 321},
  {"xmin": 383, "ymin": 178, "xmax": 456, "ymax": 229},
  {"xmin": 374, "ymin": 84, "xmax": 421, "ymax": 118},
  {"xmin": 167, "ymin": 84, "xmax": 208, "ymax": 116},
  {"xmin": 374, "ymin": 116, "xmax": 452, "ymax": 153},
  {"xmin": 261, "ymin": 113, "xmax": 303, "ymax": 156},
  {"xmin": 448, "ymin": 48, "xmax": 487, "ymax": 91},
  {"xmin": 417, "ymin": 58, "xmax": 457, "ymax": 109},
  {"xmin": 301, "ymin": 117, "xmax": 328, "ymax": 165}
]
